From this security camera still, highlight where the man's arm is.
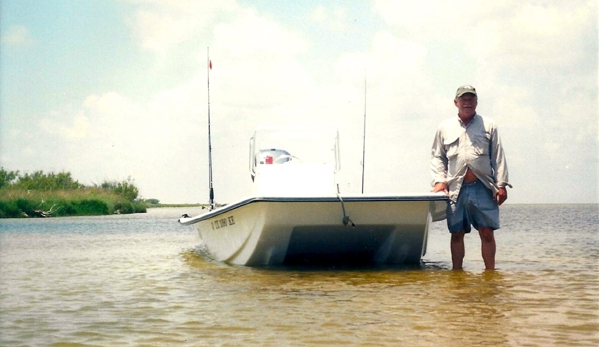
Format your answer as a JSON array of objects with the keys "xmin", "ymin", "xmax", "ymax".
[
  {"xmin": 432, "ymin": 182, "xmax": 449, "ymax": 195},
  {"xmin": 496, "ymin": 187, "xmax": 507, "ymax": 205},
  {"xmin": 430, "ymin": 128, "xmax": 448, "ymax": 195},
  {"xmin": 490, "ymin": 125, "xmax": 511, "ymax": 204}
]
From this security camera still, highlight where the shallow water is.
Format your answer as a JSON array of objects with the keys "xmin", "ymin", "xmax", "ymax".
[{"xmin": 1, "ymin": 204, "xmax": 598, "ymax": 346}]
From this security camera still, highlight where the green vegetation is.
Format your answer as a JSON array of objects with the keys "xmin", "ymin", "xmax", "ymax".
[
  {"xmin": 150, "ymin": 203, "xmax": 209, "ymax": 209},
  {"xmin": 0, "ymin": 168, "xmax": 148, "ymax": 218}
]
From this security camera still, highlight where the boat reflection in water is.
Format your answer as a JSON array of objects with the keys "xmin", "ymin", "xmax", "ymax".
[{"xmin": 179, "ymin": 127, "xmax": 447, "ymax": 266}]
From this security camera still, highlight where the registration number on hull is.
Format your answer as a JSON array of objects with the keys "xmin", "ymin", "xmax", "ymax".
[{"xmin": 211, "ymin": 215, "xmax": 235, "ymax": 230}]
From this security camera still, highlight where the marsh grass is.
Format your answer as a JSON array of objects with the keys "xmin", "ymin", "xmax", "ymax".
[{"xmin": 0, "ymin": 188, "xmax": 147, "ymax": 218}]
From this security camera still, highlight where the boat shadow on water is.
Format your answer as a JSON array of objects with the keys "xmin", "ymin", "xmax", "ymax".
[{"xmin": 181, "ymin": 245, "xmax": 451, "ymax": 272}]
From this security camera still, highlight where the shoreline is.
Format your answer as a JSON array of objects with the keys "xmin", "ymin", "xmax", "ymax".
[{"xmin": 0, "ymin": 190, "xmax": 147, "ymax": 218}]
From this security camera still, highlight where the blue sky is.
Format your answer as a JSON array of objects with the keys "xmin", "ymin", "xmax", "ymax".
[{"xmin": 1, "ymin": 0, "xmax": 597, "ymax": 204}]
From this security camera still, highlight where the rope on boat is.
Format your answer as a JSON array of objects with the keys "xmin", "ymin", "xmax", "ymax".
[{"xmin": 337, "ymin": 184, "xmax": 355, "ymax": 228}]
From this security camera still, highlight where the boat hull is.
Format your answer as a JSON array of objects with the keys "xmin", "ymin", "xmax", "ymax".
[{"xmin": 180, "ymin": 195, "xmax": 447, "ymax": 266}]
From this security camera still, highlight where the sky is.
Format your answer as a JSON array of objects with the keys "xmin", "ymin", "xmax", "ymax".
[{"xmin": 1, "ymin": 0, "xmax": 597, "ymax": 204}]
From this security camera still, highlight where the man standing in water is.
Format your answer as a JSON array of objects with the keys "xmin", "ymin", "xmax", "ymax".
[{"xmin": 430, "ymin": 85, "xmax": 511, "ymax": 270}]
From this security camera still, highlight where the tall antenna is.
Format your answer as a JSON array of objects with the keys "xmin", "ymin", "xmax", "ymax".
[
  {"xmin": 207, "ymin": 47, "xmax": 215, "ymax": 210},
  {"xmin": 361, "ymin": 71, "xmax": 367, "ymax": 194}
]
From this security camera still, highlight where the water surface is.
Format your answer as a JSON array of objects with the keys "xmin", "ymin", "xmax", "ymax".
[{"xmin": 1, "ymin": 205, "xmax": 597, "ymax": 346}]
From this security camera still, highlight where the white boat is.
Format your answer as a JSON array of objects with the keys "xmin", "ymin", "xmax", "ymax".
[{"xmin": 179, "ymin": 127, "xmax": 447, "ymax": 266}]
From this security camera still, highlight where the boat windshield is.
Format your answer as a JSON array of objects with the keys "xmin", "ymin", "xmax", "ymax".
[{"xmin": 249, "ymin": 127, "xmax": 340, "ymax": 175}]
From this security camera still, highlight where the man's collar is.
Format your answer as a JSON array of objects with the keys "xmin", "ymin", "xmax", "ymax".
[{"xmin": 458, "ymin": 112, "xmax": 478, "ymax": 126}]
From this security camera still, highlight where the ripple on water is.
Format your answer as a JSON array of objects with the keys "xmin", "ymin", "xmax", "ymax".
[{"xmin": 1, "ymin": 206, "xmax": 598, "ymax": 346}]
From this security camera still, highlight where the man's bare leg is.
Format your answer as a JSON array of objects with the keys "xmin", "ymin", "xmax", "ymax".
[
  {"xmin": 479, "ymin": 227, "xmax": 496, "ymax": 270},
  {"xmin": 450, "ymin": 231, "xmax": 466, "ymax": 270}
]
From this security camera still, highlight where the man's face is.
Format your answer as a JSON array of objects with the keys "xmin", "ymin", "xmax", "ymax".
[{"xmin": 455, "ymin": 93, "xmax": 477, "ymax": 117}]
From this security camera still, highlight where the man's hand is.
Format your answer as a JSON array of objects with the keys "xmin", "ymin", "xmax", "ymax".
[
  {"xmin": 432, "ymin": 182, "xmax": 449, "ymax": 196},
  {"xmin": 496, "ymin": 187, "xmax": 508, "ymax": 206}
]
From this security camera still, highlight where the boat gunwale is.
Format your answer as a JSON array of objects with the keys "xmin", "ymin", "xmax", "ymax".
[{"xmin": 178, "ymin": 194, "xmax": 448, "ymax": 225}]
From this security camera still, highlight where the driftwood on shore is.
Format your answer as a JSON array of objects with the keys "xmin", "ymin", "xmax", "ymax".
[{"xmin": 31, "ymin": 203, "xmax": 60, "ymax": 218}]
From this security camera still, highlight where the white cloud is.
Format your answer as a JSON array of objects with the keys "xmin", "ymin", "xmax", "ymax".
[
  {"xmin": 42, "ymin": 112, "xmax": 90, "ymax": 141},
  {"xmin": 373, "ymin": 0, "xmax": 501, "ymax": 41},
  {"xmin": 310, "ymin": 5, "xmax": 348, "ymax": 32},
  {"xmin": 211, "ymin": 9, "xmax": 311, "ymax": 112},
  {"xmin": 373, "ymin": 0, "xmax": 595, "ymax": 77},
  {"xmin": 1, "ymin": 25, "xmax": 34, "ymax": 46},
  {"xmin": 487, "ymin": 85, "xmax": 538, "ymax": 127},
  {"xmin": 124, "ymin": 0, "xmax": 240, "ymax": 54},
  {"xmin": 505, "ymin": 3, "xmax": 592, "ymax": 66}
]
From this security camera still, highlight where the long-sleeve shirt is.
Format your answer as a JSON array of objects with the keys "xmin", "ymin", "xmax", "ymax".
[{"xmin": 430, "ymin": 113, "xmax": 511, "ymax": 201}]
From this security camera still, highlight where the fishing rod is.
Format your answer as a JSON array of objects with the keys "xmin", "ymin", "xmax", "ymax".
[
  {"xmin": 361, "ymin": 72, "xmax": 367, "ymax": 194},
  {"xmin": 207, "ymin": 47, "xmax": 215, "ymax": 210}
]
